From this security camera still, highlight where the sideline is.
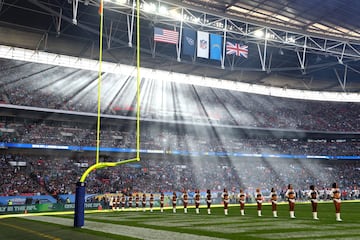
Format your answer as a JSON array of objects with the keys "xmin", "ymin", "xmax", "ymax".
[
  {"xmin": 1, "ymin": 200, "xmax": 359, "ymax": 219},
  {"xmin": 0, "ymin": 211, "xmax": 74, "ymax": 219}
]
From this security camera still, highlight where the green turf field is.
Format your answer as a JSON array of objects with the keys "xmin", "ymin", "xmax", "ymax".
[{"xmin": 1, "ymin": 201, "xmax": 359, "ymax": 240}]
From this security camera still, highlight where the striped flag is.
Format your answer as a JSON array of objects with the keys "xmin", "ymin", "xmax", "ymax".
[
  {"xmin": 226, "ymin": 41, "xmax": 248, "ymax": 58},
  {"xmin": 154, "ymin": 27, "xmax": 179, "ymax": 44}
]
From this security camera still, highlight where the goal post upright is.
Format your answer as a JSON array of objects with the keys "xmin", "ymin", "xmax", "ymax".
[{"xmin": 74, "ymin": 0, "xmax": 141, "ymax": 227}]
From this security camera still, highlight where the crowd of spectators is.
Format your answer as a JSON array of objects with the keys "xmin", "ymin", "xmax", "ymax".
[
  {"xmin": 0, "ymin": 153, "xmax": 47, "ymax": 196},
  {"xmin": 1, "ymin": 153, "xmax": 359, "ymax": 202},
  {"xmin": 1, "ymin": 60, "xmax": 360, "ymax": 204},
  {"xmin": 1, "ymin": 60, "xmax": 360, "ymax": 132},
  {"xmin": 1, "ymin": 119, "xmax": 359, "ymax": 156}
]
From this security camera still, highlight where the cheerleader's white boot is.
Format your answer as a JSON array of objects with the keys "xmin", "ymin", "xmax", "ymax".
[{"xmin": 336, "ymin": 213, "xmax": 342, "ymax": 222}]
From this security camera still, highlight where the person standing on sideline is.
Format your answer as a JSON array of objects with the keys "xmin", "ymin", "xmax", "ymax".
[
  {"xmin": 149, "ymin": 193, "xmax": 154, "ymax": 212},
  {"xmin": 109, "ymin": 196, "xmax": 114, "ymax": 210},
  {"xmin": 206, "ymin": 189, "xmax": 212, "ymax": 215},
  {"xmin": 255, "ymin": 188, "xmax": 263, "ymax": 217},
  {"xmin": 118, "ymin": 193, "xmax": 126, "ymax": 211},
  {"xmin": 160, "ymin": 192, "xmax": 165, "ymax": 213},
  {"xmin": 194, "ymin": 189, "xmax": 201, "ymax": 214},
  {"xmin": 222, "ymin": 188, "xmax": 229, "ymax": 215},
  {"xmin": 135, "ymin": 193, "xmax": 140, "ymax": 211},
  {"xmin": 181, "ymin": 190, "xmax": 189, "ymax": 213},
  {"xmin": 331, "ymin": 182, "xmax": 342, "ymax": 221},
  {"xmin": 128, "ymin": 194, "xmax": 133, "ymax": 209},
  {"xmin": 172, "ymin": 191, "xmax": 177, "ymax": 213},
  {"xmin": 309, "ymin": 185, "xmax": 319, "ymax": 220},
  {"xmin": 270, "ymin": 188, "xmax": 278, "ymax": 218},
  {"xmin": 238, "ymin": 189, "xmax": 246, "ymax": 216},
  {"xmin": 142, "ymin": 193, "xmax": 147, "ymax": 212},
  {"xmin": 285, "ymin": 184, "xmax": 296, "ymax": 219}
]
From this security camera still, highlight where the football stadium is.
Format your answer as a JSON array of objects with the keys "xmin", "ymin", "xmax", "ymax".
[{"xmin": 0, "ymin": 0, "xmax": 360, "ymax": 239}]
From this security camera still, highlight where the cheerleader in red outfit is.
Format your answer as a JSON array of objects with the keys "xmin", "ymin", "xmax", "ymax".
[
  {"xmin": 285, "ymin": 184, "xmax": 296, "ymax": 219},
  {"xmin": 238, "ymin": 189, "xmax": 246, "ymax": 216},
  {"xmin": 206, "ymin": 189, "xmax": 212, "ymax": 215},
  {"xmin": 222, "ymin": 188, "xmax": 229, "ymax": 215},
  {"xmin": 135, "ymin": 193, "xmax": 140, "ymax": 211},
  {"xmin": 255, "ymin": 188, "xmax": 263, "ymax": 217},
  {"xmin": 181, "ymin": 190, "xmax": 188, "ymax": 213},
  {"xmin": 194, "ymin": 189, "xmax": 201, "ymax": 214},
  {"xmin": 172, "ymin": 191, "xmax": 177, "ymax": 213},
  {"xmin": 331, "ymin": 182, "xmax": 342, "ymax": 221},
  {"xmin": 309, "ymin": 185, "xmax": 319, "ymax": 220},
  {"xmin": 270, "ymin": 188, "xmax": 278, "ymax": 218},
  {"xmin": 128, "ymin": 194, "xmax": 133, "ymax": 209},
  {"xmin": 120, "ymin": 194, "xmax": 125, "ymax": 211},
  {"xmin": 110, "ymin": 196, "xmax": 115, "ymax": 210},
  {"xmin": 142, "ymin": 193, "xmax": 146, "ymax": 212},
  {"xmin": 160, "ymin": 192, "xmax": 165, "ymax": 213},
  {"xmin": 149, "ymin": 193, "xmax": 154, "ymax": 212}
]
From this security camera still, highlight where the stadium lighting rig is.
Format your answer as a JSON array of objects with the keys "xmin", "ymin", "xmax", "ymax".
[
  {"xmin": 61, "ymin": 0, "xmax": 360, "ymax": 77},
  {"xmin": 1, "ymin": 45, "xmax": 359, "ymax": 102}
]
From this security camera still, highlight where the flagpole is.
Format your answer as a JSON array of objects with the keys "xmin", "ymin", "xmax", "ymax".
[
  {"xmin": 177, "ymin": 8, "xmax": 184, "ymax": 62},
  {"xmin": 232, "ymin": 54, "xmax": 235, "ymax": 70},
  {"xmin": 221, "ymin": 20, "xmax": 227, "ymax": 69},
  {"xmin": 152, "ymin": 40, "xmax": 156, "ymax": 58}
]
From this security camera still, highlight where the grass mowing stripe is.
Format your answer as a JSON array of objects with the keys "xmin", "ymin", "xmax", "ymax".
[
  {"xmin": 0, "ymin": 221, "xmax": 60, "ymax": 240},
  {"xmin": 24, "ymin": 216, "xmax": 227, "ymax": 240},
  {"xmin": 251, "ymin": 229, "xmax": 360, "ymax": 239},
  {"xmin": 9, "ymin": 201, "xmax": 360, "ymax": 240}
]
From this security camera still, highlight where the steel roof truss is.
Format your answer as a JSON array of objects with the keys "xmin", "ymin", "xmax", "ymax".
[
  {"xmin": 296, "ymin": 36, "xmax": 307, "ymax": 70},
  {"xmin": 72, "ymin": 0, "xmax": 79, "ymax": 25},
  {"xmin": 333, "ymin": 65, "xmax": 348, "ymax": 92},
  {"xmin": 127, "ymin": 1, "xmax": 136, "ymax": 47}
]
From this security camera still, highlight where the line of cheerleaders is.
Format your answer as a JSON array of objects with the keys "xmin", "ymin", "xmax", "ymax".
[{"xmin": 108, "ymin": 183, "xmax": 343, "ymax": 222}]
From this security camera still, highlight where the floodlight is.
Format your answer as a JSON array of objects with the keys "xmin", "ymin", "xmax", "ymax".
[
  {"xmin": 0, "ymin": 45, "xmax": 359, "ymax": 102},
  {"xmin": 254, "ymin": 29, "xmax": 264, "ymax": 38}
]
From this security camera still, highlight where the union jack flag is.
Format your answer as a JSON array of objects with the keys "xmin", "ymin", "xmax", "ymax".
[{"xmin": 226, "ymin": 41, "xmax": 248, "ymax": 58}]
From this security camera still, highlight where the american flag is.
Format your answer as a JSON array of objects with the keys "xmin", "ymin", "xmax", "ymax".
[
  {"xmin": 154, "ymin": 27, "xmax": 179, "ymax": 44},
  {"xmin": 226, "ymin": 41, "xmax": 248, "ymax": 58}
]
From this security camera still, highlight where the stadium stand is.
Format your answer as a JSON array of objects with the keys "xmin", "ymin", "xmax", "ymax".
[{"xmin": 1, "ymin": 62, "xmax": 360, "ymax": 132}]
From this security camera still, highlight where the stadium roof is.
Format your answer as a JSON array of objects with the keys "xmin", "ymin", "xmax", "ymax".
[{"xmin": 0, "ymin": 0, "xmax": 360, "ymax": 92}]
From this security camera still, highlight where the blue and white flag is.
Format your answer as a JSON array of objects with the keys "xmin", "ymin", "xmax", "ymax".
[
  {"xmin": 182, "ymin": 28, "xmax": 196, "ymax": 57},
  {"xmin": 197, "ymin": 31, "xmax": 209, "ymax": 59},
  {"xmin": 210, "ymin": 33, "xmax": 222, "ymax": 61}
]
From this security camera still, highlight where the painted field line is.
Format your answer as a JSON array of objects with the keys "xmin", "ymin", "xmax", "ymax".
[
  {"xmin": 251, "ymin": 228, "xmax": 360, "ymax": 239},
  {"xmin": 0, "ymin": 221, "xmax": 60, "ymax": 240},
  {"xmin": 23, "ymin": 216, "xmax": 228, "ymax": 240}
]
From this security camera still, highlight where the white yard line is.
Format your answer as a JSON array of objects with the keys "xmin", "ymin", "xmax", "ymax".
[
  {"xmin": 23, "ymin": 216, "xmax": 228, "ymax": 240},
  {"xmin": 251, "ymin": 228, "xmax": 360, "ymax": 239}
]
